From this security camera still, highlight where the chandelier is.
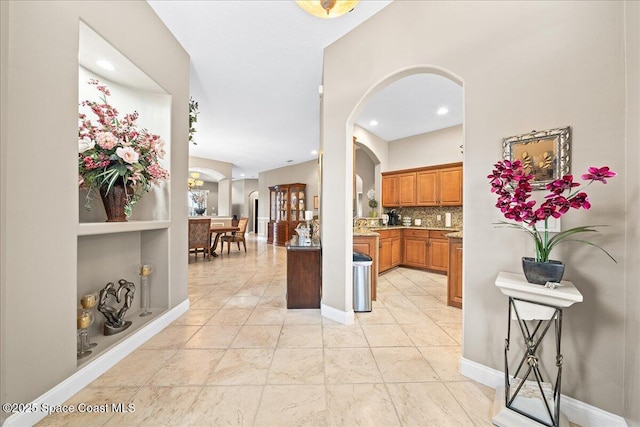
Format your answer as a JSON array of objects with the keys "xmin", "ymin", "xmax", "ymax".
[
  {"xmin": 295, "ymin": 0, "xmax": 360, "ymax": 19},
  {"xmin": 188, "ymin": 172, "xmax": 203, "ymax": 189}
]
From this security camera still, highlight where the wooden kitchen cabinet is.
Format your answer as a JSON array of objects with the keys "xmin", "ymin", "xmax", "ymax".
[
  {"xmin": 378, "ymin": 229, "xmax": 402, "ymax": 273},
  {"xmin": 439, "ymin": 166, "xmax": 463, "ymax": 206},
  {"xmin": 381, "ymin": 172, "xmax": 416, "ymax": 206},
  {"xmin": 402, "ymin": 229, "xmax": 430, "ymax": 269},
  {"xmin": 416, "ymin": 170, "xmax": 438, "ymax": 205},
  {"xmin": 417, "ymin": 164, "xmax": 463, "ymax": 206},
  {"xmin": 402, "ymin": 229, "xmax": 449, "ymax": 273},
  {"xmin": 427, "ymin": 231, "xmax": 449, "ymax": 272},
  {"xmin": 447, "ymin": 237, "xmax": 463, "ymax": 308},
  {"xmin": 383, "ymin": 163, "xmax": 462, "ymax": 208},
  {"xmin": 353, "ymin": 234, "xmax": 378, "ymax": 300},
  {"xmin": 381, "ymin": 175, "xmax": 398, "ymax": 207}
]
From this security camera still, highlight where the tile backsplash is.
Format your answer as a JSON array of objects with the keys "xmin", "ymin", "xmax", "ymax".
[{"xmin": 384, "ymin": 206, "xmax": 463, "ymax": 229}]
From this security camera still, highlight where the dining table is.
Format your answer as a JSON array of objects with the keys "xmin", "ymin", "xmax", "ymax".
[{"xmin": 209, "ymin": 225, "xmax": 239, "ymax": 257}]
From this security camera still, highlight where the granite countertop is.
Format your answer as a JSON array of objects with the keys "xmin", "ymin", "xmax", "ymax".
[
  {"xmin": 353, "ymin": 229, "xmax": 380, "ymax": 237},
  {"xmin": 445, "ymin": 231, "xmax": 463, "ymax": 238},
  {"xmin": 286, "ymin": 236, "xmax": 322, "ymax": 250},
  {"xmin": 369, "ymin": 225, "xmax": 460, "ymax": 232}
]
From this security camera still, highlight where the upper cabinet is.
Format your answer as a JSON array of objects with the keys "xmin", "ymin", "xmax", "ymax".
[
  {"xmin": 383, "ymin": 163, "xmax": 463, "ymax": 207},
  {"xmin": 382, "ymin": 172, "xmax": 417, "ymax": 207}
]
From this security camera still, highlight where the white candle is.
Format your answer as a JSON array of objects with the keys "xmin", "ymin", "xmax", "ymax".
[{"xmin": 305, "ymin": 211, "xmax": 313, "ymax": 221}]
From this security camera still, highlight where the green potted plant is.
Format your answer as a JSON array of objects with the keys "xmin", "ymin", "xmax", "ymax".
[
  {"xmin": 189, "ymin": 96, "xmax": 199, "ymax": 145},
  {"xmin": 487, "ymin": 160, "xmax": 616, "ymax": 284},
  {"xmin": 367, "ymin": 189, "xmax": 378, "ymax": 217}
]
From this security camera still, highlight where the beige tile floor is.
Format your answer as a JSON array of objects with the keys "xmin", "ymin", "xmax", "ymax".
[{"xmin": 39, "ymin": 235, "xmax": 498, "ymax": 426}]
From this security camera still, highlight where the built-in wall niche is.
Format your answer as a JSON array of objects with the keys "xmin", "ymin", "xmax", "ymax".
[
  {"xmin": 76, "ymin": 229, "xmax": 168, "ymax": 367},
  {"xmin": 75, "ymin": 22, "xmax": 172, "ymax": 367},
  {"xmin": 78, "ymin": 21, "xmax": 171, "ymax": 223}
]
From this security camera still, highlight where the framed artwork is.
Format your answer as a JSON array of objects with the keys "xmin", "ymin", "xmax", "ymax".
[
  {"xmin": 313, "ymin": 195, "xmax": 319, "ymax": 209},
  {"xmin": 502, "ymin": 126, "xmax": 571, "ymax": 190}
]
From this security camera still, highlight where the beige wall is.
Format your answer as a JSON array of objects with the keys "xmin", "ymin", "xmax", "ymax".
[
  {"xmin": 258, "ymin": 160, "xmax": 320, "ymax": 220},
  {"xmin": 322, "ymin": 0, "xmax": 629, "ymax": 416},
  {"xmin": 0, "ymin": 1, "xmax": 189, "ymax": 420},
  {"xmin": 624, "ymin": 2, "xmax": 640, "ymax": 426},
  {"xmin": 388, "ymin": 125, "xmax": 463, "ymax": 171},
  {"xmin": 189, "ymin": 156, "xmax": 232, "ymax": 215}
]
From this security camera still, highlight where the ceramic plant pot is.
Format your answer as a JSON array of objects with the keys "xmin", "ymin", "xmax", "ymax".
[{"xmin": 522, "ymin": 257, "xmax": 565, "ymax": 285}]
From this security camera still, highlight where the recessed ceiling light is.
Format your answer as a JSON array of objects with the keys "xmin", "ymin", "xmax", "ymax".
[
  {"xmin": 311, "ymin": 150, "xmax": 318, "ymax": 155},
  {"xmin": 437, "ymin": 107, "xmax": 449, "ymax": 116},
  {"xmin": 240, "ymin": 173, "xmax": 245, "ymax": 177},
  {"xmin": 369, "ymin": 120, "xmax": 378, "ymax": 126},
  {"xmin": 96, "ymin": 59, "xmax": 115, "ymax": 71}
]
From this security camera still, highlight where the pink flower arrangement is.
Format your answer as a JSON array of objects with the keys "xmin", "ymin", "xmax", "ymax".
[
  {"xmin": 78, "ymin": 79, "xmax": 169, "ymax": 216},
  {"xmin": 488, "ymin": 160, "xmax": 616, "ymax": 263}
]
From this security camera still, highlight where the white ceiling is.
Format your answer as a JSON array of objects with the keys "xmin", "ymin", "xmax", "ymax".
[{"xmin": 148, "ymin": 1, "xmax": 462, "ymax": 180}]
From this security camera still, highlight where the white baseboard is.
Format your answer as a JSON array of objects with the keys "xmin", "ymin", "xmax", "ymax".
[
  {"xmin": 2, "ymin": 299, "xmax": 190, "ymax": 427},
  {"xmin": 459, "ymin": 357, "xmax": 628, "ymax": 427},
  {"xmin": 321, "ymin": 303, "xmax": 355, "ymax": 325}
]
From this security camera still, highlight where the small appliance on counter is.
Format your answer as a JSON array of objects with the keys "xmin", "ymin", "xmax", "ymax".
[
  {"xmin": 382, "ymin": 214, "xmax": 389, "ymax": 225},
  {"xmin": 388, "ymin": 210, "xmax": 399, "ymax": 225}
]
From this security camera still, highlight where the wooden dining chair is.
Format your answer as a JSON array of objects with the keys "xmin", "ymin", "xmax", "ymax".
[
  {"xmin": 188, "ymin": 218, "xmax": 212, "ymax": 261},
  {"xmin": 220, "ymin": 216, "xmax": 248, "ymax": 254}
]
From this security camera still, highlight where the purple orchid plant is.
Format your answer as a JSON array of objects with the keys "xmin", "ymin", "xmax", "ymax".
[{"xmin": 488, "ymin": 160, "xmax": 617, "ymax": 263}]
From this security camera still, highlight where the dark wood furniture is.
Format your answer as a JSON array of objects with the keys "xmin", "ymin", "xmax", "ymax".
[
  {"xmin": 447, "ymin": 236, "xmax": 463, "ymax": 308},
  {"xmin": 220, "ymin": 216, "xmax": 248, "ymax": 254},
  {"xmin": 353, "ymin": 234, "xmax": 379, "ymax": 301},
  {"xmin": 286, "ymin": 238, "xmax": 321, "ymax": 309},
  {"xmin": 188, "ymin": 218, "xmax": 212, "ymax": 261},
  {"xmin": 209, "ymin": 225, "xmax": 239, "ymax": 257},
  {"xmin": 382, "ymin": 162, "xmax": 463, "ymax": 207},
  {"xmin": 268, "ymin": 183, "xmax": 307, "ymax": 246}
]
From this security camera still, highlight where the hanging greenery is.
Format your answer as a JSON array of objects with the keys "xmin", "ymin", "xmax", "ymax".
[{"xmin": 189, "ymin": 97, "xmax": 199, "ymax": 145}]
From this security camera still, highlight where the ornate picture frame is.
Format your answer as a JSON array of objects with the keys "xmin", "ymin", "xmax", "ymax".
[{"xmin": 502, "ymin": 126, "xmax": 571, "ymax": 190}]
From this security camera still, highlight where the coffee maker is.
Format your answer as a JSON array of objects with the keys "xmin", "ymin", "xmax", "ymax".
[{"xmin": 388, "ymin": 210, "xmax": 399, "ymax": 226}]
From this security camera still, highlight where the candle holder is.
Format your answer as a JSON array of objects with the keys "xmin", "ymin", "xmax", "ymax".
[
  {"xmin": 139, "ymin": 264, "xmax": 152, "ymax": 317},
  {"xmin": 80, "ymin": 293, "xmax": 98, "ymax": 349},
  {"xmin": 77, "ymin": 309, "xmax": 92, "ymax": 359}
]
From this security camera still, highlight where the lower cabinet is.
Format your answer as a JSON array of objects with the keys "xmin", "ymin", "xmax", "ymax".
[
  {"xmin": 378, "ymin": 229, "xmax": 402, "ymax": 273},
  {"xmin": 353, "ymin": 234, "xmax": 379, "ymax": 301},
  {"xmin": 447, "ymin": 237, "xmax": 463, "ymax": 308},
  {"xmin": 427, "ymin": 230, "xmax": 449, "ymax": 273},
  {"xmin": 286, "ymin": 246, "xmax": 321, "ymax": 309}
]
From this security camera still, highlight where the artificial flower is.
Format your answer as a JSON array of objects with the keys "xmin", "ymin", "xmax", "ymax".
[{"xmin": 488, "ymin": 160, "xmax": 616, "ymax": 263}]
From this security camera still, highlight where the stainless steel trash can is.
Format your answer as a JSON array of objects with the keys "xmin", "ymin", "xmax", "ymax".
[{"xmin": 353, "ymin": 252, "xmax": 373, "ymax": 312}]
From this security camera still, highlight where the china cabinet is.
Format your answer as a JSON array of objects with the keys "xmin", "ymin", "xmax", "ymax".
[{"xmin": 268, "ymin": 183, "xmax": 307, "ymax": 246}]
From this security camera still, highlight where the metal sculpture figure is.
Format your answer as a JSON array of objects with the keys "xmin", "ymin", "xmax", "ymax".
[{"xmin": 97, "ymin": 279, "xmax": 135, "ymax": 336}]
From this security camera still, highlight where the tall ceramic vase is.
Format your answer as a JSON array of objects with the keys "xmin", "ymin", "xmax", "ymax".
[{"xmin": 99, "ymin": 183, "xmax": 130, "ymax": 222}]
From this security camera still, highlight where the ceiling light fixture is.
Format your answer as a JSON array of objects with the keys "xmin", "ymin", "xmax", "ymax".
[
  {"xmin": 437, "ymin": 107, "xmax": 449, "ymax": 116},
  {"xmin": 369, "ymin": 120, "xmax": 378, "ymax": 126},
  {"xmin": 96, "ymin": 59, "xmax": 115, "ymax": 70},
  {"xmin": 311, "ymin": 150, "xmax": 318, "ymax": 155},
  {"xmin": 295, "ymin": 0, "xmax": 360, "ymax": 19}
]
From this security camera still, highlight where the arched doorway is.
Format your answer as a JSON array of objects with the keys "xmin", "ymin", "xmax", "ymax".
[{"xmin": 320, "ymin": 65, "xmax": 464, "ymax": 326}]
